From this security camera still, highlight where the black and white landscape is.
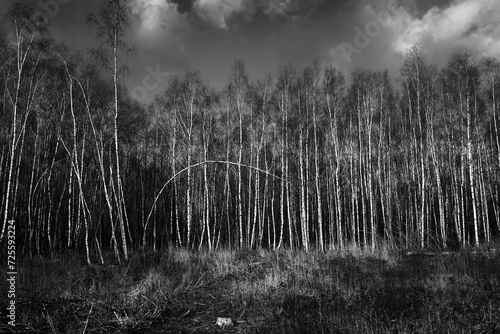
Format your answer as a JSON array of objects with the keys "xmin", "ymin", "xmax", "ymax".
[{"xmin": 1, "ymin": 0, "xmax": 500, "ymax": 332}]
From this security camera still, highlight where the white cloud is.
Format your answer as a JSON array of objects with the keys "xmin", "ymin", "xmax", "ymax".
[
  {"xmin": 130, "ymin": 0, "xmax": 185, "ymax": 33},
  {"xmin": 328, "ymin": 0, "xmax": 500, "ymax": 75},
  {"xmin": 388, "ymin": 0, "xmax": 500, "ymax": 59},
  {"xmin": 326, "ymin": 0, "xmax": 500, "ymax": 87}
]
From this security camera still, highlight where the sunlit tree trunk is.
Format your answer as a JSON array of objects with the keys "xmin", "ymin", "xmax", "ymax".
[
  {"xmin": 1, "ymin": 17, "xmax": 36, "ymax": 240},
  {"xmin": 299, "ymin": 127, "xmax": 308, "ymax": 251},
  {"xmin": 313, "ymin": 108, "xmax": 323, "ymax": 251}
]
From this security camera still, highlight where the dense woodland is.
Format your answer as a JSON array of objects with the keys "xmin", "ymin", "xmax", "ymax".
[{"xmin": 1, "ymin": 1, "xmax": 500, "ymax": 264}]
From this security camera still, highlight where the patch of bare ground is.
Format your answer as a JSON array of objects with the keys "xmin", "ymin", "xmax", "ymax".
[{"xmin": 1, "ymin": 246, "xmax": 500, "ymax": 333}]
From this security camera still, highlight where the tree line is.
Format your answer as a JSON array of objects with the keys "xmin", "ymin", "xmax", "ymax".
[{"xmin": 1, "ymin": 0, "xmax": 499, "ymax": 263}]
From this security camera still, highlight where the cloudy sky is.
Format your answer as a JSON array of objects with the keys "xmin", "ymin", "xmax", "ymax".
[{"xmin": 2, "ymin": 0, "xmax": 500, "ymax": 102}]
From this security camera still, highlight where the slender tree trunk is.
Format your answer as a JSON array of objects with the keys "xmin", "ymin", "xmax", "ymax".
[
  {"xmin": 477, "ymin": 143, "xmax": 489, "ymax": 243},
  {"xmin": 78, "ymin": 78, "xmax": 120, "ymax": 262},
  {"xmin": 247, "ymin": 103, "xmax": 253, "ymax": 248},
  {"xmin": 350, "ymin": 143, "xmax": 357, "ymax": 247},
  {"xmin": 467, "ymin": 95, "xmax": 479, "ymax": 246},
  {"xmin": 113, "ymin": 32, "xmax": 128, "ymax": 260},
  {"xmin": 28, "ymin": 123, "xmax": 40, "ymax": 255},
  {"xmin": 299, "ymin": 128, "xmax": 308, "ymax": 251},
  {"xmin": 186, "ymin": 93, "xmax": 194, "ymax": 248},
  {"xmin": 172, "ymin": 121, "xmax": 182, "ymax": 246},
  {"xmin": 203, "ymin": 124, "xmax": 211, "ymax": 250},
  {"xmin": 313, "ymin": 109, "xmax": 323, "ymax": 251},
  {"xmin": 238, "ymin": 100, "xmax": 244, "ymax": 249},
  {"xmin": 2, "ymin": 32, "xmax": 28, "ymax": 240},
  {"xmin": 278, "ymin": 96, "xmax": 285, "ymax": 249}
]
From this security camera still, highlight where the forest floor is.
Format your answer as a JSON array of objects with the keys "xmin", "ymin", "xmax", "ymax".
[{"xmin": 1, "ymin": 245, "xmax": 500, "ymax": 333}]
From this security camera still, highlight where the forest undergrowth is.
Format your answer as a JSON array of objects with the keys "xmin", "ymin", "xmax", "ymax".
[{"xmin": 1, "ymin": 245, "xmax": 500, "ymax": 333}]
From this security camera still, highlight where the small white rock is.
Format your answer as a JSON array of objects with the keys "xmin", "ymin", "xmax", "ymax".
[{"xmin": 215, "ymin": 317, "xmax": 234, "ymax": 328}]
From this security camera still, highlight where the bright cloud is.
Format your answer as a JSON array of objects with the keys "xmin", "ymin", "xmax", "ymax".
[
  {"xmin": 389, "ymin": 0, "xmax": 500, "ymax": 59},
  {"xmin": 329, "ymin": 0, "xmax": 500, "ymax": 78},
  {"xmin": 130, "ymin": 0, "xmax": 184, "ymax": 33}
]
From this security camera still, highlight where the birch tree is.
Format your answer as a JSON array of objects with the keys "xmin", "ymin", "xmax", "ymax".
[{"xmin": 86, "ymin": 0, "xmax": 135, "ymax": 260}]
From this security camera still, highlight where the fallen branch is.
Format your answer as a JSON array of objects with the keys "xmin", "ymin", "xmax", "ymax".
[{"xmin": 142, "ymin": 160, "xmax": 288, "ymax": 249}]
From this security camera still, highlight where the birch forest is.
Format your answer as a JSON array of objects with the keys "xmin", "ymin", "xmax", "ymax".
[{"xmin": 1, "ymin": 1, "xmax": 500, "ymax": 264}]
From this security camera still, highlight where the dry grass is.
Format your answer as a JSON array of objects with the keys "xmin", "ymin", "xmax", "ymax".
[{"xmin": 1, "ymin": 246, "xmax": 500, "ymax": 333}]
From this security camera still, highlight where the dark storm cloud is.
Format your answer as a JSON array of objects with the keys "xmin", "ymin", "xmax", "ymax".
[
  {"xmin": 1, "ymin": 0, "xmax": 496, "ymax": 104},
  {"xmin": 170, "ymin": 0, "xmax": 195, "ymax": 14},
  {"xmin": 191, "ymin": 0, "xmax": 327, "ymax": 30}
]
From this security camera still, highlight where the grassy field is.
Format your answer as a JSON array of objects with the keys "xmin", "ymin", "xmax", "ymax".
[{"xmin": 1, "ymin": 246, "xmax": 500, "ymax": 333}]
